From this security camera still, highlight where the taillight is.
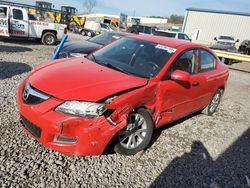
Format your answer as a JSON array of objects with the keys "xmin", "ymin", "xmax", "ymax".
[{"xmin": 64, "ymin": 28, "xmax": 67, "ymax": 34}]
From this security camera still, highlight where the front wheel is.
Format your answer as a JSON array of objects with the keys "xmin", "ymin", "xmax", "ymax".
[
  {"xmin": 114, "ymin": 109, "xmax": 153, "ymax": 155},
  {"xmin": 42, "ymin": 32, "xmax": 56, "ymax": 45},
  {"xmin": 202, "ymin": 89, "xmax": 222, "ymax": 116}
]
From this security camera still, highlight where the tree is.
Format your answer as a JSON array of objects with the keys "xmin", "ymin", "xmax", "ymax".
[
  {"xmin": 168, "ymin": 14, "xmax": 184, "ymax": 24},
  {"xmin": 83, "ymin": 0, "xmax": 97, "ymax": 14}
]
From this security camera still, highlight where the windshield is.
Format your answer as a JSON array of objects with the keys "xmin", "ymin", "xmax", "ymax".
[
  {"xmin": 87, "ymin": 38, "xmax": 175, "ymax": 78},
  {"xmin": 218, "ymin": 36, "xmax": 234, "ymax": 41},
  {"xmin": 88, "ymin": 32, "xmax": 124, "ymax": 45}
]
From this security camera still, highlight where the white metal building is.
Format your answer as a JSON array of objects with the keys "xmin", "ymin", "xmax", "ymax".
[{"xmin": 182, "ymin": 8, "xmax": 250, "ymax": 44}]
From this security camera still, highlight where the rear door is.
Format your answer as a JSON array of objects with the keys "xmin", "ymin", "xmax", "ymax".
[
  {"xmin": 0, "ymin": 5, "xmax": 10, "ymax": 37},
  {"xmin": 10, "ymin": 7, "xmax": 28, "ymax": 37},
  {"xmin": 193, "ymin": 48, "xmax": 218, "ymax": 110}
]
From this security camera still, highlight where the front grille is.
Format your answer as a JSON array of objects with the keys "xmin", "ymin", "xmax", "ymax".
[
  {"xmin": 20, "ymin": 115, "xmax": 42, "ymax": 138},
  {"xmin": 22, "ymin": 82, "xmax": 49, "ymax": 105}
]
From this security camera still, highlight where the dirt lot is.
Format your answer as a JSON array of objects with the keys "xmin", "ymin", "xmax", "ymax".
[{"xmin": 0, "ymin": 34, "xmax": 250, "ymax": 187}]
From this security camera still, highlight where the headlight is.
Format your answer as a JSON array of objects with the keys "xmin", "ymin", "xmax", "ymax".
[
  {"xmin": 69, "ymin": 53, "xmax": 87, "ymax": 57},
  {"xmin": 55, "ymin": 101, "xmax": 106, "ymax": 118}
]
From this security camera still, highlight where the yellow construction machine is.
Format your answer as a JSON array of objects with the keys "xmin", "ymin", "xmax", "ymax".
[{"xmin": 60, "ymin": 6, "xmax": 86, "ymax": 30}]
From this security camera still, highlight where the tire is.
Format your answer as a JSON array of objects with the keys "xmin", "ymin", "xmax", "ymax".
[
  {"xmin": 87, "ymin": 31, "xmax": 92, "ymax": 37},
  {"xmin": 202, "ymin": 89, "xmax": 222, "ymax": 116},
  {"xmin": 114, "ymin": 109, "xmax": 153, "ymax": 155},
  {"xmin": 225, "ymin": 58, "xmax": 233, "ymax": 65},
  {"xmin": 81, "ymin": 30, "xmax": 86, "ymax": 36},
  {"xmin": 42, "ymin": 32, "xmax": 56, "ymax": 45}
]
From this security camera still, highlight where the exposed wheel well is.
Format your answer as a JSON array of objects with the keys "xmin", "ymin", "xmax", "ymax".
[
  {"xmin": 218, "ymin": 86, "xmax": 225, "ymax": 93},
  {"xmin": 102, "ymin": 106, "xmax": 153, "ymax": 154},
  {"xmin": 42, "ymin": 30, "xmax": 57, "ymax": 38}
]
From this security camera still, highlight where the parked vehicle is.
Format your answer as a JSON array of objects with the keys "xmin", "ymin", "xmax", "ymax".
[
  {"xmin": 153, "ymin": 30, "xmax": 191, "ymax": 41},
  {"xmin": 210, "ymin": 43, "xmax": 238, "ymax": 65},
  {"xmin": 214, "ymin": 35, "xmax": 239, "ymax": 46},
  {"xmin": 57, "ymin": 31, "xmax": 130, "ymax": 58},
  {"xmin": 238, "ymin": 40, "xmax": 250, "ymax": 55},
  {"xmin": 18, "ymin": 35, "xmax": 229, "ymax": 156},
  {"xmin": 211, "ymin": 35, "xmax": 239, "ymax": 65},
  {"xmin": 127, "ymin": 24, "xmax": 158, "ymax": 35},
  {"xmin": 78, "ymin": 20, "xmax": 101, "ymax": 37},
  {"xmin": 100, "ymin": 23, "xmax": 117, "ymax": 32},
  {"xmin": 0, "ymin": 1, "xmax": 67, "ymax": 45}
]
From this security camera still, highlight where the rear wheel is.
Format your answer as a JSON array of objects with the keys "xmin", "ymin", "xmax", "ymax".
[
  {"xmin": 202, "ymin": 89, "xmax": 222, "ymax": 116},
  {"xmin": 87, "ymin": 31, "xmax": 92, "ymax": 37},
  {"xmin": 42, "ymin": 32, "xmax": 56, "ymax": 45},
  {"xmin": 114, "ymin": 109, "xmax": 153, "ymax": 155},
  {"xmin": 81, "ymin": 30, "xmax": 86, "ymax": 36}
]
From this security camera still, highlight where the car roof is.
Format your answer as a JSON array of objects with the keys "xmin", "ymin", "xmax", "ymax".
[
  {"xmin": 128, "ymin": 34, "xmax": 192, "ymax": 48},
  {"xmin": 218, "ymin": 35, "xmax": 234, "ymax": 38}
]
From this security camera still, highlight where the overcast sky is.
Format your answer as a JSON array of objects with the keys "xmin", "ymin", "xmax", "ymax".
[{"xmin": 15, "ymin": 0, "xmax": 250, "ymax": 17}]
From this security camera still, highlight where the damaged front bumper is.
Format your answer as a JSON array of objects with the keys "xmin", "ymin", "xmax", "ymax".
[{"xmin": 17, "ymin": 85, "xmax": 127, "ymax": 156}]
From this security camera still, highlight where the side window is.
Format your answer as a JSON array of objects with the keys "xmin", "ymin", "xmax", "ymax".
[
  {"xmin": 13, "ymin": 9, "xmax": 23, "ymax": 20},
  {"xmin": 144, "ymin": 27, "xmax": 151, "ymax": 34},
  {"xmin": 0, "ymin": 7, "xmax": 7, "ymax": 18},
  {"xmin": 184, "ymin": 34, "xmax": 190, "ymax": 40},
  {"xmin": 138, "ymin": 26, "xmax": 143, "ymax": 32},
  {"xmin": 178, "ymin": 34, "xmax": 185, "ymax": 40},
  {"xmin": 165, "ymin": 50, "xmax": 197, "ymax": 79},
  {"xmin": 198, "ymin": 49, "xmax": 216, "ymax": 72}
]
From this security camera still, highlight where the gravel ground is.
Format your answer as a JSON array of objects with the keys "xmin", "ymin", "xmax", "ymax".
[{"xmin": 0, "ymin": 33, "xmax": 250, "ymax": 188}]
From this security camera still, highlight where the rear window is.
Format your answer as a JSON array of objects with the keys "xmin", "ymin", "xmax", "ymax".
[
  {"xmin": 88, "ymin": 32, "xmax": 125, "ymax": 45},
  {"xmin": 154, "ymin": 31, "xmax": 176, "ymax": 38},
  {"xmin": 218, "ymin": 36, "xmax": 234, "ymax": 41}
]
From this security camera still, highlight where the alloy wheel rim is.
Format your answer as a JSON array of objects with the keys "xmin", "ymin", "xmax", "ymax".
[
  {"xmin": 46, "ymin": 35, "xmax": 54, "ymax": 45},
  {"xmin": 118, "ymin": 113, "xmax": 147, "ymax": 149},
  {"xmin": 209, "ymin": 92, "xmax": 220, "ymax": 113}
]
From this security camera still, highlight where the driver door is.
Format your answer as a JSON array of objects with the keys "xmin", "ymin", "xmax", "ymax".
[
  {"xmin": 0, "ymin": 5, "xmax": 10, "ymax": 37},
  {"xmin": 156, "ymin": 49, "xmax": 201, "ymax": 127}
]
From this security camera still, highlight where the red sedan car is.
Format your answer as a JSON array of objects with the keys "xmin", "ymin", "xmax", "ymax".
[{"xmin": 17, "ymin": 35, "xmax": 229, "ymax": 156}]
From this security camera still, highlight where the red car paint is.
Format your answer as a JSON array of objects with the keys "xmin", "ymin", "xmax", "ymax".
[{"xmin": 17, "ymin": 35, "xmax": 229, "ymax": 156}]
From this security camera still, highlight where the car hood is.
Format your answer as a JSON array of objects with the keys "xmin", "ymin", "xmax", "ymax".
[
  {"xmin": 28, "ymin": 58, "xmax": 147, "ymax": 102},
  {"xmin": 61, "ymin": 40, "xmax": 102, "ymax": 54}
]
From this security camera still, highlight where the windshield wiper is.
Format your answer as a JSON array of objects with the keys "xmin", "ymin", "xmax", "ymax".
[
  {"xmin": 89, "ymin": 54, "xmax": 104, "ymax": 65},
  {"xmin": 90, "ymin": 53, "xmax": 97, "ymax": 62}
]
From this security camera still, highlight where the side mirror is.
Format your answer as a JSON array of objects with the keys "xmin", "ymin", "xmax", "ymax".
[
  {"xmin": 214, "ymin": 37, "xmax": 217, "ymax": 41},
  {"xmin": 171, "ymin": 70, "xmax": 190, "ymax": 82},
  {"xmin": 236, "ymin": 39, "xmax": 239, "ymax": 43}
]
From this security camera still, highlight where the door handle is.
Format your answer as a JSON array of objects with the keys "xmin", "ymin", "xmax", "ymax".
[{"xmin": 192, "ymin": 82, "xmax": 199, "ymax": 87}]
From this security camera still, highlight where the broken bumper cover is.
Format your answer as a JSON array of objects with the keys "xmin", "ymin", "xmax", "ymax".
[{"xmin": 17, "ymin": 85, "xmax": 126, "ymax": 156}]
